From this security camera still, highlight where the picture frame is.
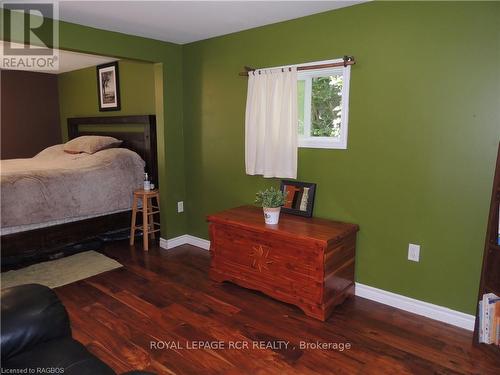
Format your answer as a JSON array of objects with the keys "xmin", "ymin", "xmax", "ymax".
[
  {"xmin": 280, "ymin": 180, "xmax": 317, "ymax": 218},
  {"xmin": 96, "ymin": 61, "xmax": 121, "ymax": 111}
]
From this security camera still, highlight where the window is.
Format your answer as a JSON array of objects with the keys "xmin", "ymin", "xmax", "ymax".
[{"xmin": 297, "ymin": 60, "xmax": 351, "ymax": 149}]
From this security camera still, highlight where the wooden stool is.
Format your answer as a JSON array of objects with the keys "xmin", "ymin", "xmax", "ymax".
[{"xmin": 130, "ymin": 189, "xmax": 160, "ymax": 251}]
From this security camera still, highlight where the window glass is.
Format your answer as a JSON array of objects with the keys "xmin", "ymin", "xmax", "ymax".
[{"xmin": 310, "ymin": 74, "xmax": 343, "ymax": 138}]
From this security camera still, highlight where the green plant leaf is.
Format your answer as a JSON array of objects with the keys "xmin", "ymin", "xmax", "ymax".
[{"xmin": 255, "ymin": 186, "xmax": 286, "ymax": 208}]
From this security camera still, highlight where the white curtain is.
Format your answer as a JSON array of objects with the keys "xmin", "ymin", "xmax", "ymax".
[{"xmin": 245, "ymin": 67, "xmax": 298, "ymax": 179}]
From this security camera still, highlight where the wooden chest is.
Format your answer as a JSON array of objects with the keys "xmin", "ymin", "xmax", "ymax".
[{"xmin": 207, "ymin": 206, "xmax": 359, "ymax": 321}]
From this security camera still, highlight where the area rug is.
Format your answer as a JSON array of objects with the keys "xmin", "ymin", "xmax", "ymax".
[{"xmin": 1, "ymin": 251, "xmax": 122, "ymax": 289}]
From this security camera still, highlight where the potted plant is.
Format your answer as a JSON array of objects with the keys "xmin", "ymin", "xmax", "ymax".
[{"xmin": 255, "ymin": 186, "xmax": 286, "ymax": 225}]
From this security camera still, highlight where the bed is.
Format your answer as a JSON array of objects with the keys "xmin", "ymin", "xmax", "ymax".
[
  {"xmin": 1, "ymin": 115, "xmax": 158, "ymax": 266},
  {"xmin": 1, "ymin": 145, "xmax": 145, "ymax": 234}
]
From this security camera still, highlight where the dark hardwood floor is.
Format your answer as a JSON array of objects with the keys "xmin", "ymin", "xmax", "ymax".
[{"xmin": 55, "ymin": 241, "xmax": 500, "ymax": 374}]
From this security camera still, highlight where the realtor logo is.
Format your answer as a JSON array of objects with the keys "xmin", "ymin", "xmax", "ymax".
[{"xmin": 1, "ymin": 1, "xmax": 59, "ymax": 70}]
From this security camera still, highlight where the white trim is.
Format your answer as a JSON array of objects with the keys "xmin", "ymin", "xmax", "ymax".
[
  {"xmin": 298, "ymin": 136, "xmax": 346, "ymax": 149},
  {"xmin": 341, "ymin": 64, "xmax": 350, "ymax": 149},
  {"xmin": 355, "ymin": 283, "xmax": 475, "ymax": 331},
  {"xmin": 159, "ymin": 235, "xmax": 189, "ymax": 250},
  {"xmin": 186, "ymin": 235, "xmax": 211, "ymax": 250},
  {"xmin": 159, "ymin": 235, "xmax": 475, "ymax": 331},
  {"xmin": 159, "ymin": 235, "xmax": 210, "ymax": 250}
]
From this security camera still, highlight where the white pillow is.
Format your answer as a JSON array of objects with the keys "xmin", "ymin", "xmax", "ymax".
[{"xmin": 64, "ymin": 136, "xmax": 122, "ymax": 154}]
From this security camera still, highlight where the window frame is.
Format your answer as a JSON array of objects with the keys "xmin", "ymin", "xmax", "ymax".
[{"xmin": 297, "ymin": 59, "xmax": 351, "ymax": 150}]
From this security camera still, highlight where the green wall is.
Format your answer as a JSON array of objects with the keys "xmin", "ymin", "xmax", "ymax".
[
  {"xmin": 58, "ymin": 60, "xmax": 156, "ymax": 139},
  {"xmin": 182, "ymin": 1, "xmax": 500, "ymax": 314},
  {"xmin": 1, "ymin": 10, "xmax": 188, "ymax": 239},
  {"xmin": 2, "ymin": 2, "xmax": 499, "ymax": 315}
]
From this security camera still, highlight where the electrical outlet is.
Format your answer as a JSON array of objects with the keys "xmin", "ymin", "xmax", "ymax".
[
  {"xmin": 408, "ymin": 243, "xmax": 420, "ymax": 262},
  {"xmin": 177, "ymin": 201, "xmax": 184, "ymax": 213}
]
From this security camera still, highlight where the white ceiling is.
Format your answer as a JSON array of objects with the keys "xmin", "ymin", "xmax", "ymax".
[
  {"xmin": 51, "ymin": 49, "xmax": 117, "ymax": 74},
  {"xmin": 0, "ymin": 41, "xmax": 117, "ymax": 74},
  {"xmin": 57, "ymin": 1, "xmax": 366, "ymax": 45}
]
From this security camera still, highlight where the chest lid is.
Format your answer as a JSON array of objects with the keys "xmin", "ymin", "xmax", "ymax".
[{"xmin": 207, "ymin": 206, "xmax": 358, "ymax": 246}]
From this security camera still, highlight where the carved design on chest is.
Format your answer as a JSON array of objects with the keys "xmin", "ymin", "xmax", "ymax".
[{"xmin": 250, "ymin": 245, "xmax": 273, "ymax": 272}]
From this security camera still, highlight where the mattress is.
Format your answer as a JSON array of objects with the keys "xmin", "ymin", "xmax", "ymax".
[{"xmin": 0, "ymin": 144, "xmax": 145, "ymax": 235}]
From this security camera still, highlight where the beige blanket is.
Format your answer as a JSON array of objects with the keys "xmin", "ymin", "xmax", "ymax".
[{"xmin": 0, "ymin": 145, "xmax": 144, "ymax": 231}]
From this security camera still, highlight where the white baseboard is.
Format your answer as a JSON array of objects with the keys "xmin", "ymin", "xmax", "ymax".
[
  {"xmin": 159, "ymin": 235, "xmax": 210, "ymax": 250},
  {"xmin": 160, "ymin": 235, "xmax": 475, "ymax": 331},
  {"xmin": 185, "ymin": 235, "xmax": 211, "ymax": 250},
  {"xmin": 355, "ymin": 283, "xmax": 475, "ymax": 331},
  {"xmin": 159, "ymin": 235, "xmax": 189, "ymax": 249}
]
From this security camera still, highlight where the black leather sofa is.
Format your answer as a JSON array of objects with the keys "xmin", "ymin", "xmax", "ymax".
[{"xmin": 1, "ymin": 284, "xmax": 153, "ymax": 375}]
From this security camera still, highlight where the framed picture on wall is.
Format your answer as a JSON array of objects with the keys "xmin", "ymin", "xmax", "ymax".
[
  {"xmin": 280, "ymin": 180, "xmax": 317, "ymax": 218},
  {"xmin": 96, "ymin": 61, "xmax": 121, "ymax": 111}
]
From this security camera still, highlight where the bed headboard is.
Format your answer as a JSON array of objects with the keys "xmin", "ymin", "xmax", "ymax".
[{"xmin": 67, "ymin": 115, "xmax": 158, "ymax": 186}]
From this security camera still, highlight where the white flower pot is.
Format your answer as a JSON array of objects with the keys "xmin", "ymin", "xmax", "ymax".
[{"xmin": 263, "ymin": 207, "xmax": 281, "ymax": 225}]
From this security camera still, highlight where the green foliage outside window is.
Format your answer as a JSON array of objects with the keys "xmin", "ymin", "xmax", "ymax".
[
  {"xmin": 298, "ymin": 74, "xmax": 343, "ymax": 138},
  {"xmin": 311, "ymin": 75, "xmax": 343, "ymax": 137}
]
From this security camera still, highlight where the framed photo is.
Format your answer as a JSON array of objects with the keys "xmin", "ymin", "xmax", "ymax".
[
  {"xmin": 280, "ymin": 180, "xmax": 317, "ymax": 218},
  {"xmin": 96, "ymin": 62, "xmax": 121, "ymax": 111}
]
